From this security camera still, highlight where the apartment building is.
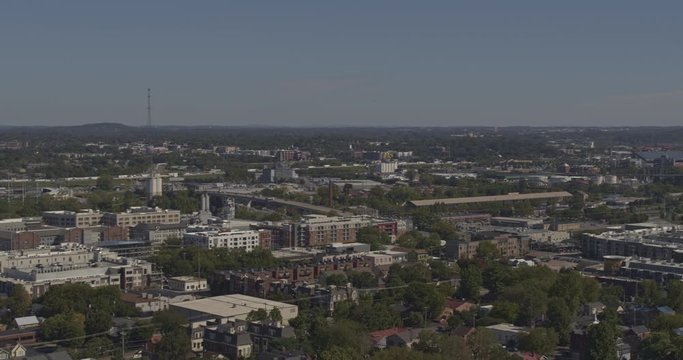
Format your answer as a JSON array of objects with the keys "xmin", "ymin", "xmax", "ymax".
[
  {"xmin": 581, "ymin": 227, "xmax": 683, "ymax": 260},
  {"xmin": 252, "ymin": 216, "xmax": 404, "ymax": 248},
  {"xmin": 0, "ymin": 245, "xmax": 157, "ymax": 298},
  {"xmin": 209, "ymin": 259, "xmax": 374, "ymax": 298},
  {"xmin": 295, "ymin": 215, "xmax": 372, "ymax": 247},
  {"xmin": 101, "ymin": 207, "xmax": 181, "ymax": 227},
  {"xmin": 183, "ymin": 229, "xmax": 263, "ymax": 251},
  {"xmin": 444, "ymin": 232, "xmax": 530, "ymax": 260}
]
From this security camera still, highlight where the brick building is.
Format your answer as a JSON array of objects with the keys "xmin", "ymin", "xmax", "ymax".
[{"xmin": 444, "ymin": 232, "xmax": 530, "ymax": 260}]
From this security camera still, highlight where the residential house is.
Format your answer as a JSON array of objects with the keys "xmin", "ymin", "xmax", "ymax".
[
  {"xmin": 437, "ymin": 299, "xmax": 477, "ymax": 324},
  {"xmin": 247, "ymin": 320, "xmax": 296, "ymax": 354},
  {"xmin": 10, "ymin": 343, "xmax": 26, "ymax": 358},
  {"xmin": 485, "ymin": 323, "xmax": 528, "ymax": 347},
  {"xmin": 385, "ymin": 328, "xmax": 421, "ymax": 348},
  {"xmin": 370, "ymin": 327, "xmax": 406, "ymax": 349},
  {"xmin": 203, "ymin": 322, "xmax": 253, "ymax": 360},
  {"xmin": 12, "ymin": 316, "xmax": 40, "ymax": 329}
]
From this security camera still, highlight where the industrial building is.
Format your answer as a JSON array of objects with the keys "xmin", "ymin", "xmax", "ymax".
[
  {"xmin": 407, "ymin": 191, "xmax": 572, "ymax": 208},
  {"xmin": 170, "ymin": 294, "xmax": 298, "ymax": 325}
]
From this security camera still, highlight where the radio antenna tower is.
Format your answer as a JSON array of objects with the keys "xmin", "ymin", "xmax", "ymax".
[{"xmin": 146, "ymin": 88, "xmax": 152, "ymax": 127}]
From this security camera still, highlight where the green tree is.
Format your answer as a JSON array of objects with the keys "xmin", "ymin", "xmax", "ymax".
[
  {"xmin": 587, "ymin": 321, "xmax": 618, "ymax": 360},
  {"xmin": 313, "ymin": 319, "xmax": 370, "ymax": 358},
  {"xmin": 639, "ymin": 280, "xmax": 665, "ymax": 306},
  {"xmin": 81, "ymin": 337, "xmax": 112, "ymax": 359},
  {"xmin": 323, "ymin": 273, "xmax": 349, "ymax": 286},
  {"xmin": 41, "ymin": 311, "xmax": 87, "ymax": 347},
  {"xmin": 319, "ymin": 345, "xmax": 359, "ymax": 360},
  {"xmin": 599, "ymin": 285, "xmax": 625, "ymax": 308},
  {"xmin": 489, "ymin": 301, "xmax": 519, "ymax": 324},
  {"xmin": 518, "ymin": 327, "xmax": 558, "ymax": 355},
  {"xmin": 640, "ymin": 331, "xmax": 676, "ymax": 359},
  {"xmin": 404, "ymin": 283, "xmax": 446, "ymax": 320},
  {"xmin": 156, "ymin": 327, "xmax": 190, "ymax": 360},
  {"xmin": 96, "ymin": 173, "xmax": 114, "ymax": 191},
  {"xmin": 269, "ymin": 307, "xmax": 283, "ymax": 323},
  {"xmin": 467, "ymin": 328, "xmax": 517, "ymax": 360},
  {"xmin": 152, "ymin": 310, "xmax": 187, "ymax": 334},
  {"xmin": 457, "ymin": 264, "xmax": 482, "ymax": 301},
  {"xmin": 429, "ymin": 260, "xmax": 456, "ymax": 281},
  {"xmin": 347, "ymin": 271, "xmax": 377, "ymax": 289},
  {"xmin": 546, "ymin": 296, "xmax": 573, "ymax": 345},
  {"xmin": 129, "ymin": 320, "xmax": 154, "ymax": 345},
  {"xmin": 482, "ymin": 262, "xmax": 511, "ymax": 296},
  {"xmin": 247, "ymin": 308, "xmax": 269, "ymax": 322},
  {"xmin": 85, "ymin": 308, "xmax": 113, "ymax": 334},
  {"xmin": 476, "ymin": 241, "xmax": 500, "ymax": 262},
  {"xmin": 502, "ymin": 284, "xmax": 548, "ymax": 327},
  {"xmin": 356, "ymin": 226, "xmax": 391, "ymax": 251},
  {"xmin": 5, "ymin": 284, "xmax": 31, "ymax": 319},
  {"xmin": 668, "ymin": 280, "xmax": 683, "ymax": 312},
  {"xmin": 413, "ymin": 330, "xmax": 473, "ymax": 359}
]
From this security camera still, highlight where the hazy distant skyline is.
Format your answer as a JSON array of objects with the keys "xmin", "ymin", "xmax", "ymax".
[{"xmin": 2, "ymin": 1, "xmax": 683, "ymax": 127}]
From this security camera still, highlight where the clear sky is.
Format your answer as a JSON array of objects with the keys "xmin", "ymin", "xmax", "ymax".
[{"xmin": 2, "ymin": 1, "xmax": 683, "ymax": 127}]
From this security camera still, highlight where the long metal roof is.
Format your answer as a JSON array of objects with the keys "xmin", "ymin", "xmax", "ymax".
[{"xmin": 407, "ymin": 191, "xmax": 572, "ymax": 207}]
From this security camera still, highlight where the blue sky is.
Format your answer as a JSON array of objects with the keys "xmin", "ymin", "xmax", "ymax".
[{"xmin": 2, "ymin": 1, "xmax": 683, "ymax": 127}]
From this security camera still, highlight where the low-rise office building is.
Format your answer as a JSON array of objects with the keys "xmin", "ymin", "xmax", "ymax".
[
  {"xmin": 167, "ymin": 276, "xmax": 208, "ymax": 293},
  {"xmin": 130, "ymin": 222, "xmax": 187, "ymax": 246},
  {"xmin": 42, "ymin": 210, "xmax": 103, "ymax": 228}
]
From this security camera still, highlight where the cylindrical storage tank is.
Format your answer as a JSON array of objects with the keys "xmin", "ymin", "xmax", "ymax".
[{"xmin": 603, "ymin": 255, "xmax": 626, "ymax": 275}]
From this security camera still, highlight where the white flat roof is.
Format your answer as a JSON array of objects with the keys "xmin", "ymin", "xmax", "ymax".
[{"xmin": 170, "ymin": 294, "xmax": 297, "ymax": 319}]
